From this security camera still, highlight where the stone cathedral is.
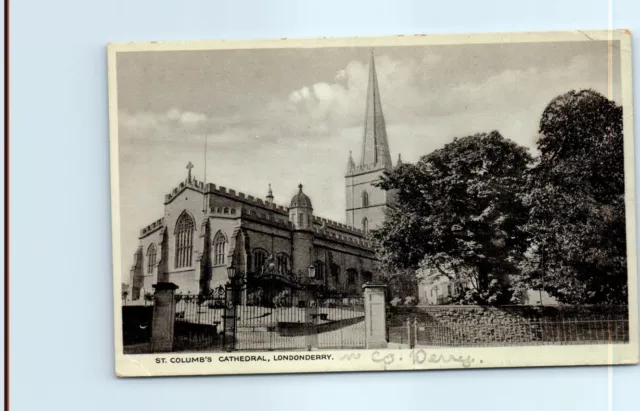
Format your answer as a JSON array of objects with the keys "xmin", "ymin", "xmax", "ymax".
[{"xmin": 128, "ymin": 53, "xmax": 400, "ymax": 301}]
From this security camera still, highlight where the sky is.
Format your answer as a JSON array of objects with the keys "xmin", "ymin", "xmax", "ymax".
[{"xmin": 115, "ymin": 40, "xmax": 622, "ymax": 281}]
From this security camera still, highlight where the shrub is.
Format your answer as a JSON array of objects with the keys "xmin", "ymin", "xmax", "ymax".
[
  {"xmin": 404, "ymin": 296, "xmax": 418, "ymax": 306},
  {"xmin": 247, "ymin": 289, "xmax": 264, "ymax": 306},
  {"xmin": 273, "ymin": 290, "xmax": 293, "ymax": 308}
]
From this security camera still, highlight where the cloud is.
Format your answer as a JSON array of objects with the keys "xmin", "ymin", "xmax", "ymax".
[
  {"xmin": 120, "ymin": 108, "xmax": 209, "ymax": 131},
  {"xmin": 281, "ymin": 54, "xmax": 421, "ymax": 134},
  {"xmin": 119, "ymin": 53, "xmax": 450, "ymax": 153},
  {"xmin": 179, "ymin": 111, "xmax": 208, "ymax": 124},
  {"xmin": 119, "ymin": 50, "xmax": 617, "ymax": 159},
  {"xmin": 442, "ymin": 55, "xmax": 609, "ymax": 115},
  {"xmin": 120, "ymin": 111, "xmax": 160, "ymax": 129}
]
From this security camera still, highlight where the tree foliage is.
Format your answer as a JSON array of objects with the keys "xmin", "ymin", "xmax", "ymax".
[
  {"xmin": 520, "ymin": 89, "xmax": 627, "ymax": 305},
  {"xmin": 372, "ymin": 89, "xmax": 627, "ymax": 306},
  {"xmin": 373, "ymin": 131, "xmax": 533, "ymax": 304}
]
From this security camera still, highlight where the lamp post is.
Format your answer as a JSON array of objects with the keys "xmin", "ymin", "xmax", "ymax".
[
  {"xmin": 306, "ymin": 263, "xmax": 317, "ymax": 306},
  {"xmin": 227, "ymin": 266, "xmax": 236, "ymax": 280}
]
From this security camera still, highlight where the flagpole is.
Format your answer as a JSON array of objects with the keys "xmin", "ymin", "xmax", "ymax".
[{"xmin": 202, "ymin": 133, "xmax": 208, "ymax": 213}]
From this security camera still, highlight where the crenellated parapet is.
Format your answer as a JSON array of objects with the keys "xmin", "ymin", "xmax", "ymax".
[
  {"xmin": 139, "ymin": 218, "xmax": 164, "ymax": 238},
  {"xmin": 312, "ymin": 215, "xmax": 366, "ymax": 237},
  {"xmin": 208, "ymin": 183, "xmax": 289, "ymax": 213},
  {"xmin": 240, "ymin": 208, "xmax": 293, "ymax": 229},
  {"xmin": 346, "ymin": 162, "xmax": 389, "ymax": 177},
  {"xmin": 164, "ymin": 178, "xmax": 206, "ymax": 203},
  {"xmin": 312, "ymin": 226, "xmax": 372, "ymax": 250},
  {"xmin": 158, "ymin": 177, "xmax": 371, "ymax": 246},
  {"xmin": 165, "ymin": 179, "xmax": 290, "ymax": 215}
]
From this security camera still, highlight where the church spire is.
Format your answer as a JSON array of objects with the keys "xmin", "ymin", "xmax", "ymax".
[{"xmin": 360, "ymin": 50, "xmax": 392, "ymax": 169}]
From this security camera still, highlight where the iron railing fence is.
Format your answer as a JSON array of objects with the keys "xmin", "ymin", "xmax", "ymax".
[
  {"xmin": 171, "ymin": 288, "xmax": 367, "ymax": 352},
  {"xmin": 418, "ymin": 318, "xmax": 628, "ymax": 347},
  {"xmin": 233, "ymin": 291, "xmax": 367, "ymax": 351},
  {"xmin": 390, "ymin": 304, "xmax": 629, "ymax": 318},
  {"xmin": 173, "ymin": 293, "xmax": 226, "ymax": 352},
  {"xmin": 315, "ymin": 297, "xmax": 365, "ymax": 349},
  {"xmin": 234, "ymin": 287, "xmax": 308, "ymax": 351}
]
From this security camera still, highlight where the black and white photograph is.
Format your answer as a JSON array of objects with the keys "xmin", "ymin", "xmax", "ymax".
[{"xmin": 108, "ymin": 31, "xmax": 638, "ymax": 377}]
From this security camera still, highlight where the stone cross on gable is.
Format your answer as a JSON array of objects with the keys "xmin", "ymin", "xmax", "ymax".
[{"xmin": 186, "ymin": 162, "xmax": 194, "ymax": 181}]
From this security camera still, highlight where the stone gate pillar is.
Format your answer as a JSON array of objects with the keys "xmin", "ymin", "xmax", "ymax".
[
  {"xmin": 363, "ymin": 283, "xmax": 387, "ymax": 349},
  {"xmin": 223, "ymin": 287, "xmax": 237, "ymax": 351},
  {"xmin": 150, "ymin": 282, "xmax": 178, "ymax": 352}
]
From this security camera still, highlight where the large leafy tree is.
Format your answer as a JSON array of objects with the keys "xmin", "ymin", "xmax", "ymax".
[
  {"xmin": 521, "ymin": 89, "xmax": 627, "ymax": 305},
  {"xmin": 372, "ymin": 131, "xmax": 533, "ymax": 305}
]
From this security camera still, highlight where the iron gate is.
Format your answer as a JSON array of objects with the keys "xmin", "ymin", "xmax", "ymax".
[
  {"xmin": 230, "ymin": 282, "xmax": 366, "ymax": 351},
  {"xmin": 173, "ymin": 281, "xmax": 366, "ymax": 352}
]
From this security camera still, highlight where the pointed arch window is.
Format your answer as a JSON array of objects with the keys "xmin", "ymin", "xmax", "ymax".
[
  {"xmin": 347, "ymin": 268, "xmax": 357, "ymax": 285},
  {"xmin": 146, "ymin": 244, "xmax": 157, "ymax": 274},
  {"xmin": 213, "ymin": 231, "xmax": 228, "ymax": 266},
  {"xmin": 313, "ymin": 261, "xmax": 325, "ymax": 281},
  {"xmin": 361, "ymin": 191, "xmax": 369, "ymax": 207},
  {"xmin": 253, "ymin": 248, "xmax": 268, "ymax": 273},
  {"xmin": 362, "ymin": 217, "xmax": 369, "ymax": 234},
  {"xmin": 276, "ymin": 253, "xmax": 290, "ymax": 273},
  {"xmin": 174, "ymin": 212, "xmax": 195, "ymax": 269},
  {"xmin": 331, "ymin": 263, "xmax": 341, "ymax": 279}
]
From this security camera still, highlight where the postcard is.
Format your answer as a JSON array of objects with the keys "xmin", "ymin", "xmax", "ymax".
[{"xmin": 108, "ymin": 30, "xmax": 638, "ymax": 377}]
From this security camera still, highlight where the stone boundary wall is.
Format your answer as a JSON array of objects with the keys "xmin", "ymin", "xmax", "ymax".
[{"xmin": 389, "ymin": 305, "xmax": 629, "ymax": 346}]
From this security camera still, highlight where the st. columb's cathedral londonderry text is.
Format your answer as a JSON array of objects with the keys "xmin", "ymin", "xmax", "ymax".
[{"xmin": 127, "ymin": 53, "xmax": 402, "ymax": 301}]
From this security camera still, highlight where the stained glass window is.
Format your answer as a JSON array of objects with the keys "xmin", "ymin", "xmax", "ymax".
[{"xmin": 174, "ymin": 212, "xmax": 195, "ymax": 268}]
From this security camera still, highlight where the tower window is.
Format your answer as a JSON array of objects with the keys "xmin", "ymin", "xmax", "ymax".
[
  {"xmin": 362, "ymin": 217, "xmax": 369, "ymax": 234},
  {"xmin": 313, "ymin": 261, "xmax": 325, "ymax": 281},
  {"xmin": 146, "ymin": 244, "xmax": 157, "ymax": 274},
  {"xmin": 331, "ymin": 263, "xmax": 340, "ymax": 279},
  {"xmin": 298, "ymin": 213, "xmax": 303, "ymax": 227},
  {"xmin": 174, "ymin": 212, "xmax": 195, "ymax": 269},
  {"xmin": 347, "ymin": 269, "xmax": 357, "ymax": 285},
  {"xmin": 276, "ymin": 253, "xmax": 289, "ymax": 273},
  {"xmin": 361, "ymin": 191, "xmax": 369, "ymax": 207},
  {"xmin": 253, "ymin": 248, "xmax": 268, "ymax": 273},
  {"xmin": 213, "ymin": 230, "xmax": 228, "ymax": 266}
]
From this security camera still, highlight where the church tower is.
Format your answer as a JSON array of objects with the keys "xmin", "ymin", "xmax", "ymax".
[{"xmin": 345, "ymin": 51, "xmax": 394, "ymax": 233}]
